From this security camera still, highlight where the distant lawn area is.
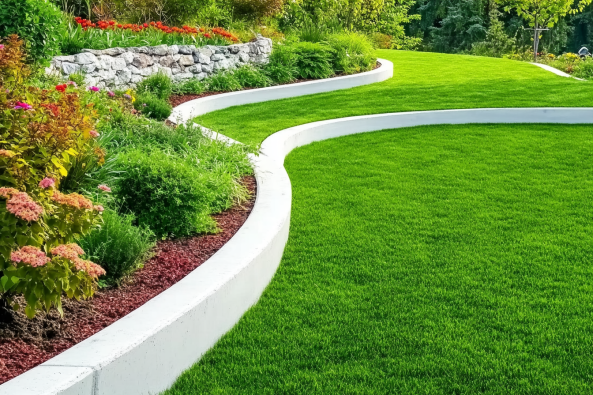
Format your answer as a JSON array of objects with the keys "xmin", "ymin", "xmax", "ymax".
[
  {"xmin": 164, "ymin": 124, "xmax": 593, "ymax": 394},
  {"xmin": 194, "ymin": 50, "xmax": 593, "ymax": 145}
]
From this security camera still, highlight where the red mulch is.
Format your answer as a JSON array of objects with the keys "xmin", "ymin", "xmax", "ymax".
[
  {"xmin": 0, "ymin": 176, "xmax": 256, "ymax": 384},
  {"xmin": 168, "ymin": 61, "xmax": 381, "ymax": 108}
]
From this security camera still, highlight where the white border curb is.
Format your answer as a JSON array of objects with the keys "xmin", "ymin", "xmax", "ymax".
[
  {"xmin": 168, "ymin": 59, "xmax": 394, "ymax": 124},
  {"xmin": 532, "ymin": 62, "xmax": 585, "ymax": 80},
  {"xmin": 0, "ymin": 59, "xmax": 393, "ymax": 395}
]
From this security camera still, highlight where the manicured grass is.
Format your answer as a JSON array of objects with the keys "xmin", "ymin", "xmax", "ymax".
[
  {"xmin": 194, "ymin": 51, "xmax": 593, "ymax": 145},
  {"xmin": 164, "ymin": 124, "xmax": 593, "ymax": 394}
]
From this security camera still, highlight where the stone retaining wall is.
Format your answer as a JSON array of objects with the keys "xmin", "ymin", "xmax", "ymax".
[{"xmin": 47, "ymin": 36, "xmax": 272, "ymax": 89}]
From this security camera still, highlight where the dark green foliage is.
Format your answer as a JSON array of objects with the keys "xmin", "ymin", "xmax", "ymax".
[
  {"xmin": 205, "ymin": 71, "xmax": 243, "ymax": 92},
  {"xmin": 116, "ymin": 149, "xmax": 218, "ymax": 238},
  {"xmin": 80, "ymin": 209, "xmax": 155, "ymax": 283},
  {"xmin": 136, "ymin": 72, "xmax": 173, "ymax": 100},
  {"xmin": 134, "ymin": 93, "xmax": 172, "ymax": 121},
  {"xmin": 263, "ymin": 44, "xmax": 300, "ymax": 84},
  {"xmin": 233, "ymin": 65, "xmax": 273, "ymax": 88},
  {"xmin": 0, "ymin": 0, "xmax": 66, "ymax": 62},
  {"xmin": 326, "ymin": 32, "xmax": 376, "ymax": 74},
  {"xmin": 293, "ymin": 42, "xmax": 334, "ymax": 79}
]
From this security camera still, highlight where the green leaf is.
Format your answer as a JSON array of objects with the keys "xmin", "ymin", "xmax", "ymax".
[{"xmin": 24, "ymin": 304, "xmax": 36, "ymax": 319}]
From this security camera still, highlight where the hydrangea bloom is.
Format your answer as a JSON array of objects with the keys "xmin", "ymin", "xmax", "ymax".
[
  {"xmin": 73, "ymin": 258, "xmax": 106, "ymax": 279},
  {"xmin": 52, "ymin": 190, "xmax": 93, "ymax": 210},
  {"xmin": 98, "ymin": 184, "xmax": 111, "ymax": 192},
  {"xmin": 39, "ymin": 177, "xmax": 55, "ymax": 188},
  {"xmin": 0, "ymin": 187, "xmax": 19, "ymax": 198},
  {"xmin": 11, "ymin": 246, "xmax": 51, "ymax": 267},
  {"xmin": 6, "ymin": 192, "xmax": 44, "ymax": 221},
  {"xmin": 90, "ymin": 130, "xmax": 100, "ymax": 138},
  {"xmin": 13, "ymin": 102, "xmax": 32, "ymax": 110},
  {"xmin": 51, "ymin": 243, "xmax": 85, "ymax": 260}
]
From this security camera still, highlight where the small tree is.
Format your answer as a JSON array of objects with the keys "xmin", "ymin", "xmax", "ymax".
[{"xmin": 497, "ymin": 0, "xmax": 592, "ymax": 61}]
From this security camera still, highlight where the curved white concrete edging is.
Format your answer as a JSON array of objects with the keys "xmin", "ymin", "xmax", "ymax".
[
  {"xmin": 532, "ymin": 62, "xmax": 585, "ymax": 81},
  {"xmin": 168, "ymin": 58, "xmax": 394, "ymax": 124},
  {"xmin": 1, "ymin": 77, "xmax": 591, "ymax": 395}
]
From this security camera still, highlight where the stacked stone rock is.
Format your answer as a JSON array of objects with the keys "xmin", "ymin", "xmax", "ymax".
[{"xmin": 47, "ymin": 36, "xmax": 272, "ymax": 90}]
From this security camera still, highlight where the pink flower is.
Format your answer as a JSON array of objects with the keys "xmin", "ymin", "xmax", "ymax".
[
  {"xmin": 107, "ymin": 91, "xmax": 115, "ymax": 97},
  {"xmin": 52, "ymin": 190, "xmax": 93, "ymax": 210},
  {"xmin": 0, "ymin": 45, "xmax": 4, "ymax": 50},
  {"xmin": 90, "ymin": 130, "xmax": 100, "ymax": 138},
  {"xmin": 67, "ymin": 81, "xmax": 78, "ymax": 87},
  {"xmin": 13, "ymin": 102, "xmax": 32, "ymax": 110},
  {"xmin": 11, "ymin": 246, "xmax": 51, "ymax": 268},
  {"xmin": 6, "ymin": 192, "xmax": 44, "ymax": 222},
  {"xmin": 0, "ymin": 187, "xmax": 19, "ymax": 198},
  {"xmin": 39, "ymin": 177, "xmax": 55, "ymax": 188},
  {"xmin": 89, "ymin": 86, "xmax": 100, "ymax": 92},
  {"xmin": 98, "ymin": 184, "xmax": 111, "ymax": 192},
  {"xmin": 93, "ymin": 205, "xmax": 104, "ymax": 212},
  {"xmin": 51, "ymin": 243, "xmax": 85, "ymax": 260}
]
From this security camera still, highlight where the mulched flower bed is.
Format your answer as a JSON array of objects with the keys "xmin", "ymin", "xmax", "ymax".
[
  {"xmin": 0, "ymin": 176, "xmax": 256, "ymax": 385},
  {"xmin": 168, "ymin": 62, "xmax": 382, "ymax": 108}
]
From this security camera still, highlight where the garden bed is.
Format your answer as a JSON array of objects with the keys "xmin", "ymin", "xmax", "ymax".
[{"xmin": 0, "ymin": 176, "xmax": 256, "ymax": 384}]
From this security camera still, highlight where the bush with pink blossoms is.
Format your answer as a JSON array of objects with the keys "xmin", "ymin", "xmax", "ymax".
[{"xmin": 0, "ymin": 36, "xmax": 107, "ymax": 318}]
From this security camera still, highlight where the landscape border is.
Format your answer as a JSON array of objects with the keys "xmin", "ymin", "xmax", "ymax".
[
  {"xmin": 3, "ymin": 58, "xmax": 591, "ymax": 395},
  {"xmin": 0, "ymin": 60, "xmax": 394, "ymax": 395}
]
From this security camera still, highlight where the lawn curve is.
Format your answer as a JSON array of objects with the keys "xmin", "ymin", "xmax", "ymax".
[{"xmin": 161, "ymin": 51, "xmax": 593, "ymax": 394}]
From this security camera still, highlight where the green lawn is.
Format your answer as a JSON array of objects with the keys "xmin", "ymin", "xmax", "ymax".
[
  {"xmin": 164, "ymin": 124, "xmax": 593, "ymax": 394},
  {"xmin": 194, "ymin": 51, "xmax": 593, "ymax": 145}
]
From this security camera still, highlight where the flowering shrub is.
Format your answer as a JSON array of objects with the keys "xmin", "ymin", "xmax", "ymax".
[
  {"xmin": 0, "ymin": 36, "xmax": 107, "ymax": 318},
  {"xmin": 61, "ymin": 17, "xmax": 239, "ymax": 55}
]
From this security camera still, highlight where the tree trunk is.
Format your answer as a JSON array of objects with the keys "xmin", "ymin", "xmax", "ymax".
[{"xmin": 533, "ymin": 18, "xmax": 539, "ymax": 62}]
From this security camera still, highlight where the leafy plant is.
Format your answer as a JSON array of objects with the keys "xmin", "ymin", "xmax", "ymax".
[
  {"xmin": 293, "ymin": 41, "xmax": 334, "ymax": 79},
  {"xmin": 115, "ymin": 149, "xmax": 219, "ymax": 238},
  {"xmin": 134, "ymin": 93, "xmax": 172, "ymax": 121},
  {"xmin": 137, "ymin": 72, "xmax": 173, "ymax": 100},
  {"xmin": 171, "ymin": 78, "xmax": 206, "ymax": 95},
  {"xmin": 0, "ymin": 37, "xmax": 106, "ymax": 318},
  {"xmin": 0, "ymin": 0, "xmax": 66, "ymax": 63},
  {"xmin": 80, "ymin": 209, "xmax": 155, "ymax": 283},
  {"xmin": 263, "ymin": 43, "xmax": 300, "ymax": 84},
  {"xmin": 326, "ymin": 32, "xmax": 376, "ymax": 74},
  {"xmin": 205, "ymin": 70, "xmax": 243, "ymax": 92},
  {"xmin": 233, "ymin": 64, "xmax": 273, "ymax": 88}
]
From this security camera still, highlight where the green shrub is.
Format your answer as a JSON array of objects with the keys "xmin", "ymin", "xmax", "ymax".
[
  {"xmin": 205, "ymin": 70, "xmax": 243, "ymax": 92},
  {"xmin": 326, "ymin": 32, "xmax": 376, "ymax": 74},
  {"xmin": 171, "ymin": 78, "xmax": 206, "ymax": 95},
  {"xmin": 0, "ymin": 0, "xmax": 66, "ymax": 63},
  {"xmin": 136, "ymin": 72, "xmax": 173, "ymax": 100},
  {"xmin": 134, "ymin": 93, "xmax": 172, "ymax": 121},
  {"xmin": 293, "ymin": 42, "xmax": 334, "ymax": 79},
  {"xmin": 80, "ymin": 209, "xmax": 155, "ymax": 284},
  {"xmin": 233, "ymin": 65, "xmax": 273, "ymax": 88},
  {"xmin": 115, "ymin": 149, "xmax": 220, "ymax": 238},
  {"xmin": 573, "ymin": 59, "xmax": 593, "ymax": 79},
  {"xmin": 264, "ymin": 44, "xmax": 300, "ymax": 84}
]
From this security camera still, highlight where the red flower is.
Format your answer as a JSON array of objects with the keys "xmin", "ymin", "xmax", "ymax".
[{"xmin": 55, "ymin": 84, "xmax": 67, "ymax": 93}]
